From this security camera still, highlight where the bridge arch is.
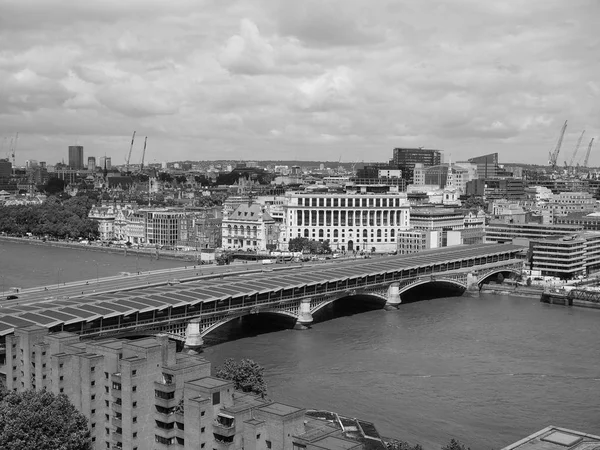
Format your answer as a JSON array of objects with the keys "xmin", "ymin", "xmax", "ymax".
[
  {"xmin": 477, "ymin": 268, "xmax": 521, "ymax": 285},
  {"xmin": 310, "ymin": 292, "xmax": 388, "ymax": 316},
  {"xmin": 398, "ymin": 278, "xmax": 467, "ymax": 296},
  {"xmin": 200, "ymin": 310, "xmax": 298, "ymax": 338}
]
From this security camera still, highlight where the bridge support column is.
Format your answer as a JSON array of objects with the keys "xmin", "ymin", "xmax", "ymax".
[
  {"xmin": 385, "ymin": 282, "xmax": 402, "ymax": 310},
  {"xmin": 183, "ymin": 319, "xmax": 204, "ymax": 353},
  {"xmin": 464, "ymin": 273, "xmax": 480, "ymax": 297},
  {"xmin": 294, "ymin": 298, "xmax": 313, "ymax": 330}
]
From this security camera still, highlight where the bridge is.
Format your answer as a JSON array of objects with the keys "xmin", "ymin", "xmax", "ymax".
[{"xmin": 0, "ymin": 243, "xmax": 524, "ymax": 348}]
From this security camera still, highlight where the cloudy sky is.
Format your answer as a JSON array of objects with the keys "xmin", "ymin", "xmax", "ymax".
[{"xmin": 1, "ymin": 0, "xmax": 599, "ymax": 167}]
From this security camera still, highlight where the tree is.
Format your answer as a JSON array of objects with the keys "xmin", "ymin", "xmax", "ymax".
[
  {"xmin": 0, "ymin": 389, "xmax": 92, "ymax": 450},
  {"xmin": 441, "ymin": 439, "xmax": 470, "ymax": 450},
  {"xmin": 497, "ymin": 273, "xmax": 504, "ymax": 284},
  {"xmin": 43, "ymin": 178, "xmax": 66, "ymax": 195},
  {"xmin": 386, "ymin": 440, "xmax": 423, "ymax": 450},
  {"xmin": 215, "ymin": 358, "xmax": 267, "ymax": 396},
  {"xmin": 289, "ymin": 237, "xmax": 310, "ymax": 252}
]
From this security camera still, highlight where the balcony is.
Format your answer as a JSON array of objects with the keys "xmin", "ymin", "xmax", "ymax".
[
  {"xmin": 213, "ymin": 421, "xmax": 236, "ymax": 437},
  {"xmin": 112, "ymin": 416, "xmax": 122, "ymax": 428},
  {"xmin": 155, "ymin": 381, "xmax": 176, "ymax": 393},
  {"xmin": 111, "ymin": 402, "xmax": 122, "ymax": 414},
  {"xmin": 214, "ymin": 437, "xmax": 235, "ymax": 449}
]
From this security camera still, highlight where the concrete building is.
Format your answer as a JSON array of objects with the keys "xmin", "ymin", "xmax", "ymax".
[
  {"xmin": 146, "ymin": 210, "xmax": 185, "ymax": 247},
  {"xmin": 527, "ymin": 232, "xmax": 600, "ymax": 279},
  {"xmin": 501, "ymin": 426, "xmax": 600, "ymax": 450},
  {"xmin": 391, "ymin": 148, "xmax": 442, "ymax": 183},
  {"xmin": 222, "ymin": 203, "xmax": 279, "ymax": 252},
  {"xmin": 543, "ymin": 192, "xmax": 597, "ymax": 216},
  {"xmin": 281, "ymin": 192, "xmax": 411, "ymax": 253},
  {"xmin": 99, "ymin": 156, "xmax": 112, "ymax": 170},
  {"xmin": 555, "ymin": 212, "xmax": 600, "ymax": 231},
  {"xmin": 465, "ymin": 153, "xmax": 499, "ymax": 179},
  {"xmin": 396, "ymin": 229, "xmax": 440, "ymax": 254},
  {"xmin": 68, "ymin": 145, "xmax": 85, "ymax": 170},
  {"xmin": 5, "ymin": 326, "xmax": 387, "ymax": 450},
  {"xmin": 486, "ymin": 221, "xmax": 584, "ymax": 244},
  {"xmin": 0, "ymin": 158, "xmax": 12, "ymax": 178},
  {"xmin": 88, "ymin": 157, "xmax": 97, "ymax": 171}
]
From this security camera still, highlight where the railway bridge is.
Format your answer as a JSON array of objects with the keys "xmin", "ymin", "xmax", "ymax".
[{"xmin": 0, "ymin": 244, "xmax": 525, "ymax": 349}]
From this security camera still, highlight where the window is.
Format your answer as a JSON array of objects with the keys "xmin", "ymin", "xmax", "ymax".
[
  {"xmin": 155, "ymin": 390, "xmax": 174, "ymax": 400},
  {"xmin": 132, "ymin": 370, "xmax": 137, "ymax": 376},
  {"xmin": 133, "ymin": 432, "xmax": 137, "ymax": 439},
  {"xmin": 91, "ymin": 409, "xmax": 96, "ymax": 414},
  {"xmin": 201, "ymin": 427, "xmax": 205, "ymax": 433},
  {"xmin": 105, "ymin": 428, "xmax": 110, "ymax": 435},
  {"xmin": 132, "ymin": 386, "xmax": 137, "ymax": 392},
  {"xmin": 201, "ymin": 444, "xmax": 205, "ymax": 449},
  {"xmin": 105, "ymin": 372, "xmax": 109, "ymax": 379},
  {"xmin": 43, "ymin": 375, "xmax": 46, "ymax": 380},
  {"xmin": 201, "ymin": 411, "xmax": 205, "ymax": 417},
  {"xmin": 257, "ymin": 434, "xmax": 261, "ymax": 439},
  {"xmin": 59, "ymin": 376, "xmax": 64, "ymax": 381},
  {"xmin": 105, "ymin": 400, "xmax": 109, "ymax": 407},
  {"xmin": 293, "ymin": 444, "xmax": 307, "ymax": 450},
  {"xmin": 133, "ymin": 417, "xmax": 137, "ymax": 424},
  {"xmin": 105, "ymin": 387, "xmax": 109, "ymax": 393},
  {"xmin": 59, "ymin": 364, "xmax": 63, "ymax": 369},
  {"xmin": 266, "ymin": 440, "xmax": 272, "ymax": 449},
  {"xmin": 92, "ymin": 423, "xmax": 96, "ymax": 428},
  {"xmin": 60, "ymin": 388, "xmax": 64, "ymax": 393},
  {"xmin": 91, "ymin": 381, "xmax": 95, "ymax": 386},
  {"xmin": 133, "ymin": 401, "xmax": 137, "ymax": 408},
  {"xmin": 42, "ymin": 364, "xmax": 46, "ymax": 368},
  {"xmin": 91, "ymin": 395, "xmax": 96, "ymax": 401},
  {"xmin": 91, "ymin": 366, "xmax": 95, "ymax": 372},
  {"xmin": 212, "ymin": 391, "xmax": 220, "ymax": 405}
]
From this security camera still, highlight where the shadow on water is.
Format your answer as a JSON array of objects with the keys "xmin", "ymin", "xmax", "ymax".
[
  {"xmin": 203, "ymin": 313, "xmax": 296, "ymax": 347},
  {"xmin": 312, "ymin": 294, "xmax": 386, "ymax": 324},
  {"xmin": 400, "ymin": 282, "xmax": 465, "ymax": 303}
]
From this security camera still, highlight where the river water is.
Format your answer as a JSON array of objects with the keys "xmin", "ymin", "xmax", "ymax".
[
  {"xmin": 0, "ymin": 240, "xmax": 185, "ymax": 289},
  {"xmin": 2, "ymin": 241, "xmax": 599, "ymax": 448},
  {"xmin": 203, "ymin": 294, "xmax": 600, "ymax": 450}
]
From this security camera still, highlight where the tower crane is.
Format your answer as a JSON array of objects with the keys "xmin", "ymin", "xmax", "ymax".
[
  {"xmin": 568, "ymin": 130, "xmax": 585, "ymax": 169},
  {"xmin": 548, "ymin": 120, "xmax": 567, "ymax": 170},
  {"xmin": 140, "ymin": 136, "xmax": 147, "ymax": 171},
  {"xmin": 125, "ymin": 131, "xmax": 136, "ymax": 174},
  {"xmin": 11, "ymin": 132, "xmax": 18, "ymax": 166},
  {"xmin": 583, "ymin": 138, "xmax": 595, "ymax": 168}
]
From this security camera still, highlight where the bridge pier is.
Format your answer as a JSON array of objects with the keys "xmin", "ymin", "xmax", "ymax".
[
  {"xmin": 294, "ymin": 298, "xmax": 313, "ymax": 330},
  {"xmin": 464, "ymin": 273, "xmax": 481, "ymax": 297},
  {"xmin": 183, "ymin": 319, "xmax": 204, "ymax": 353},
  {"xmin": 384, "ymin": 282, "xmax": 402, "ymax": 310}
]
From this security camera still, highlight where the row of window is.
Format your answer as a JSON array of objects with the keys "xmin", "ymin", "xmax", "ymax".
[{"xmin": 297, "ymin": 197, "xmax": 405, "ymax": 208}]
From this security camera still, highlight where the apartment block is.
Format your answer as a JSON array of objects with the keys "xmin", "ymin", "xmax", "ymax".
[{"xmin": 5, "ymin": 326, "xmax": 387, "ymax": 450}]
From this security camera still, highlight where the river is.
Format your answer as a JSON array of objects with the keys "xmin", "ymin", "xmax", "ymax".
[
  {"xmin": 0, "ymin": 239, "xmax": 185, "ymax": 289},
  {"xmin": 2, "ymin": 241, "xmax": 599, "ymax": 448},
  {"xmin": 203, "ymin": 294, "xmax": 600, "ymax": 449}
]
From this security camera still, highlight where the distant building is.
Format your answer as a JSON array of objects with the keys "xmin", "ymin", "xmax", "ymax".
[
  {"xmin": 25, "ymin": 159, "xmax": 38, "ymax": 169},
  {"xmin": 99, "ymin": 156, "xmax": 112, "ymax": 170},
  {"xmin": 485, "ymin": 221, "xmax": 583, "ymax": 244},
  {"xmin": 88, "ymin": 157, "xmax": 96, "ymax": 171},
  {"xmin": 68, "ymin": 145, "xmax": 84, "ymax": 170},
  {"xmin": 543, "ymin": 191, "xmax": 597, "ymax": 216},
  {"xmin": 392, "ymin": 148, "xmax": 442, "ymax": 183},
  {"xmin": 555, "ymin": 212, "xmax": 600, "ymax": 231},
  {"xmin": 466, "ymin": 153, "xmax": 499, "ymax": 179},
  {"xmin": 222, "ymin": 203, "xmax": 279, "ymax": 252},
  {"xmin": 0, "ymin": 158, "xmax": 13, "ymax": 178}
]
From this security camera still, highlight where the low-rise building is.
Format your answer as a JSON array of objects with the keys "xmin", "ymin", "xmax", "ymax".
[
  {"xmin": 501, "ymin": 426, "xmax": 600, "ymax": 450},
  {"xmin": 222, "ymin": 203, "xmax": 279, "ymax": 252},
  {"xmin": 485, "ymin": 221, "xmax": 583, "ymax": 244}
]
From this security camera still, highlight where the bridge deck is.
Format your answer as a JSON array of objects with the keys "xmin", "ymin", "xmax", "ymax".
[{"xmin": 0, "ymin": 243, "xmax": 525, "ymax": 336}]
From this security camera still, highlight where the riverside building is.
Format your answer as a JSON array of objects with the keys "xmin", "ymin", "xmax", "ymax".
[
  {"xmin": 281, "ymin": 192, "xmax": 411, "ymax": 253},
  {"xmin": 5, "ymin": 326, "xmax": 387, "ymax": 450}
]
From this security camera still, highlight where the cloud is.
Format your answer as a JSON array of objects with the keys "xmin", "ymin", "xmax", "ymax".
[{"xmin": 0, "ymin": 0, "xmax": 598, "ymax": 165}]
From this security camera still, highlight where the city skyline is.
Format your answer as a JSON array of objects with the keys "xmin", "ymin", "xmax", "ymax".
[{"xmin": 1, "ymin": 0, "xmax": 599, "ymax": 165}]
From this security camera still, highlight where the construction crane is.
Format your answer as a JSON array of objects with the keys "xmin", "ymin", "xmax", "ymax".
[
  {"xmin": 125, "ymin": 131, "xmax": 136, "ymax": 174},
  {"xmin": 548, "ymin": 120, "xmax": 567, "ymax": 170},
  {"xmin": 11, "ymin": 132, "xmax": 18, "ymax": 166},
  {"xmin": 583, "ymin": 138, "xmax": 595, "ymax": 168},
  {"xmin": 140, "ymin": 136, "xmax": 147, "ymax": 171},
  {"xmin": 568, "ymin": 130, "xmax": 585, "ymax": 169}
]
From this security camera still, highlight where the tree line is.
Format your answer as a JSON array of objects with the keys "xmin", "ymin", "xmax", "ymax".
[{"xmin": 0, "ymin": 195, "xmax": 99, "ymax": 240}]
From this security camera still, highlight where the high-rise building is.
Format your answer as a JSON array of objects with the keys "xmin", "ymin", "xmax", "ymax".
[
  {"xmin": 68, "ymin": 145, "xmax": 84, "ymax": 170},
  {"xmin": 391, "ymin": 148, "xmax": 442, "ymax": 183},
  {"xmin": 99, "ymin": 156, "xmax": 112, "ymax": 170},
  {"xmin": 25, "ymin": 160, "xmax": 39, "ymax": 169},
  {"xmin": 88, "ymin": 157, "xmax": 96, "ymax": 171},
  {"xmin": 466, "ymin": 153, "xmax": 499, "ymax": 178},
  {"xmin": 0, "ymin": 158, "xmax": 12, "ymax": 177}
]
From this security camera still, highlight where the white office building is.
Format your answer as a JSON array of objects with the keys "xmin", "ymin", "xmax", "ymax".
[{"xmin": 281, "ymin": 192, "xmax": 411, "ymax": 253}]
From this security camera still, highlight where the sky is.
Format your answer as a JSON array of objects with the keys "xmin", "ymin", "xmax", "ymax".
[{"xmin": 1, "ymin": 0, "xmax": 599, "ymax": 167}]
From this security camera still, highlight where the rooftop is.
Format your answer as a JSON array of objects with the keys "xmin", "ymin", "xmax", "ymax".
[
  {"xmin": 187, "ymin": 376, "xmax": 231, "ymax": 390},
  {"xmin": 258, "ymin": 402, "xmax": 304, "ymax": 417},
  {"xmin": 501, "ymin": 426, "xmax": 600, "ymax": 450}
]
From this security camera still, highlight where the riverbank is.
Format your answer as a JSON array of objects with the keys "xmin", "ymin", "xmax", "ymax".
[
  {"xmin": 0, "ymin": 235, "xmax": 207, "ymax": 262},
  {"xmin": 480, "ymin": 284, "xmax": 543, "ymax": 299}
]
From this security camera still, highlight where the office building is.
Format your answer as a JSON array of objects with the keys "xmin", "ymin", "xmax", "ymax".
[
  {"xmin": 68, "ymin": 145, "xmax": 84, "ymax": 170},
  {"xmin": 543, "ymin": 192, "xmax": 597, "ymax": 216},
  {"xmin": 6, "ymin": 326, "xmax": 387, "ymax": 450},
  {"xmin": 466, "ymin": 153, "xmax": 499, "ymax": 179},
  {"xmin": 555, "ymin": 212, "xmax": 600, "ymax": 231},
  {"xmin": 392, "ymin": 148, "xmax": 442, "ymax": 183},
  {"xmin": 281, "ymin": 192, "xmax": 410, "ymax": 253},
  {"xmin": 485, "ymin": 221, "xmax": 583, "ymax": 244},
  {"xmin": 99, "ymin": 156, "xmax": 112, "ymax": 170},
  {"xmin": 222, "ymin": 203, "xmax": 279, "ymax": 252},
  {"xmin": 0, "ymin": 158, "xmax": 12, "ymax": 178},
  {"xmin": 527, "ymin": 232, "xmax": 600, "ymax": 278},
  {"xmin": 88, "ymin": 157, "xmax": 97, "ymax": 171}
]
